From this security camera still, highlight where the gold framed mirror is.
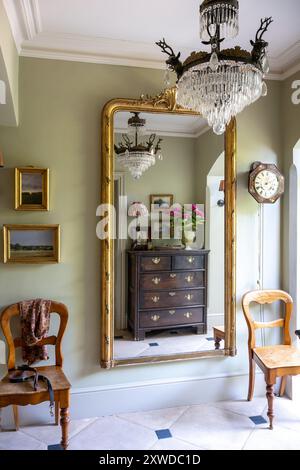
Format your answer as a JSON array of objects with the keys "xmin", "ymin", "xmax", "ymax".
[{"xmin": 100, "ymin": 87, "xmax": 236, "ymax": 369}]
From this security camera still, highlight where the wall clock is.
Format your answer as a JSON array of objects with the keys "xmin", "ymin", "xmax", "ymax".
[{"xmin": 248, "ymin": 162, "xmax": 284, "ymax": 204}]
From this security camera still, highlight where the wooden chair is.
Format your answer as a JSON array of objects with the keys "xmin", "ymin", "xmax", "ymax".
[
  {"xmin": 242, "ymin": 290, "xmax": 300, "ymax": 430},
  {"xmin": 0, "ymin": 301, "xmax": 71, "ymax": 449}
]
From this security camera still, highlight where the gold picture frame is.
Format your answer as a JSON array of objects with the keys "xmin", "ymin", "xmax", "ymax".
[
  {"xmin": 3, "ymin": 224, "xmax": 60, "ymax": 264},
  {"xmin": 100, "ymin": 87, "xmax": 237, "ymax": 369},
  {"xmin": 15, "ymin": 167, "xmax": 49, "ymax": 211}
]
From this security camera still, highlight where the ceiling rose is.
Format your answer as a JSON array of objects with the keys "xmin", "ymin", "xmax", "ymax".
[{"xmin": 156, "ymin": 0, "xmax": 273, "ymax": 135}]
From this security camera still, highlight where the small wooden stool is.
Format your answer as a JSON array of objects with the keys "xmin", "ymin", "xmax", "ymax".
[{"xmin": 213, "ymin": 326, "xmax": 225, "ymax": 350}]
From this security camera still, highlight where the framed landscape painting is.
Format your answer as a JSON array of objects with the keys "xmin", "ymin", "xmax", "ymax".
[
  {"xmin": 15, "ymin": 167, "xmax": 49, "ymax": 211},
  {"xmin": 3, "ymin": 225, "xmax": 60, "ymax": 264},
  {"xmin": 150, "ymin": 194, "xmax": 174, "ymax": 209}
]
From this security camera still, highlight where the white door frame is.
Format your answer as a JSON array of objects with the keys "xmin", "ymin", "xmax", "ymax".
[
  {"xmin": 114, "ymin": 172, "xmax": 127, "ymax": 330},
  {"xmin": 288, "ymin": 141, "xmax": 300, "ymax": 398}
]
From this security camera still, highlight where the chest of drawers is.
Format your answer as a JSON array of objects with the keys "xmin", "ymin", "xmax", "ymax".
[{"xmin": 127, "ymin": 250, "xmax": 209, "ymax": 341}]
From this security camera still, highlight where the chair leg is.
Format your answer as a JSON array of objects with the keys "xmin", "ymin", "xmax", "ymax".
[
  {"xmin": 266, "ymin": 382, "xmax": 275, "ymax": 430},
  {"xmin": 55, "ymin": 401, "xmax": 60, "ymax": 426},
  {"xmin": 279, "ymin": 376, "xmax": 287, "ymax": 397},
  {"xmin": 13, "ymin": 405, "xmax": 19, "ymax": 431},
  {"xmin": 60, "ymin": 407, "xmax": 70, "ymax": 450},
  {"xmin": 247, "ymin": 357, "xmax": 256, "ymax": 401}
]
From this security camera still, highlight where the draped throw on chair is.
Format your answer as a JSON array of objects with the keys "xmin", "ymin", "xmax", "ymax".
[{"xmin": 19, "ymin": 299, "xmax": 51, "ymax": 365}]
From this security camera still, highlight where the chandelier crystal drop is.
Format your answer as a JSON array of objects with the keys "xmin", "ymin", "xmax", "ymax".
[
  {"xmin": 156, "ymin": 1, "xmax": 273, "ymax": 135},
  {"xmin": 200, "ymin": 0, "xmax": 239, "ymax": 41},
  {"xmin": 114, "ymin": 113, "xmax": 163, "ymax": 180}
]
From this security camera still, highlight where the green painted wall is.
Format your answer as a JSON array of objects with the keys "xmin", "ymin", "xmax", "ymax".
[
  {"xmin": 195, "ymin": 130, "xmax": 224, "ymax": 202},
  {"xmin": 0, "ymin": 0, "xmax": 19, "ymax": 125},
  {"xmin": 0, "ymin": 57, "xmax": 282, "ymax": 392},
  {"xmin": 115, "ymin": 134, "xmax": 197, "ymax": 209}
]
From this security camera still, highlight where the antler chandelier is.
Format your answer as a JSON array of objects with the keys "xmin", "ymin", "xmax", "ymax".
[
  {"xmin": 114, "ymin": 113, "xmax": 163, "ymax": 179},
  {"xmin": 157, "ymin": 0, "xmax": 273, "ymax": 135}
]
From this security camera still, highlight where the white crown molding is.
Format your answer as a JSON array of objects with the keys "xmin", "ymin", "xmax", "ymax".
[
  {"xmin": 3, "ymin": 0, "xmax": 41, "ymax": 50},
  {"xmin": 18, "ymin": 33, "xmax": 299, "ymax": 82},
  {"xmin": 20, "ymin": 0, "xmax": 42, "ymax": 39},
  {"xmin": 3, "ymin": 2, "xmax": 300, "ymax": 81},
  {"xmin": 269, "ymin": 41, "xmax": 300, "ymax": 74},
  {"xmin": 114, "ymin": 126, "xmax": 208, "ymax": 139},
  {"xmin": 3, "ymin": 0, "xmax": 24, "ymax": 53}
]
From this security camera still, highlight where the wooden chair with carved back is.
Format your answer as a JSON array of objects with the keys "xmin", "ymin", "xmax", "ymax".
[
  {"xmin": 0, "ymin": 301, "xmax": 71, "ymax": 449},
  {"xmin": 242, "ymin": 290, "xmax": 300, "ymax": 430}
]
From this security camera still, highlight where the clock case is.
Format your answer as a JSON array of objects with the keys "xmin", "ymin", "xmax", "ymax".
[{"xmin": 248, "ymin": 161, "xmax": 284, "ymax": 204}]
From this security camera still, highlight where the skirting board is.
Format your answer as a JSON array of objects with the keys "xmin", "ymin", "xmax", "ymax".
[{"xmin": 0, "ymin": 371, "xmax": 268, "ymax": 429}]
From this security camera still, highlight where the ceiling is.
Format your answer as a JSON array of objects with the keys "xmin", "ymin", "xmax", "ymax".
[
  {"xmin": 3, "ymin": 0, "xmax": 300, "ymax": 79},
  {"xmin": 114, "ymin": 112, "xmax": 208, "ymax": 138}
]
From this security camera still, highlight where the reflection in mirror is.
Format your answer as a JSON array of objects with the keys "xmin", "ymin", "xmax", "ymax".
[{"xmin": 113, "ymin": 111, "xmax": 224, "ymax": 361}]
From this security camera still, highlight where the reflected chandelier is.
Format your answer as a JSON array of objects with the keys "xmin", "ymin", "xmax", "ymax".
[
  {"xmin": 156, "ymin": 0, "xmax": 273, "ymax": 135},
  {"xmin": 114, "ymin": 113, "xmax": 163, "ymax": 179}
]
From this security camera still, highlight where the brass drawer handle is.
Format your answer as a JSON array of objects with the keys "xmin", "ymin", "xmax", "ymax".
[
  {"xmin": 152, "ymin": 257, "xmax": 161, "ymax": 265},
  {"xmin": 188, "ymin": 257, "xmax": 195, "ymax": 264},
  {"xmin": 185, "ymin": 275, "xmax": 194, "ymax": 283},
  {"xmin": 151, "ymin": 296, "xmax": 160, "ymax": 303},
  {"xmin": 185, "ymin": 294, "xmax": 194, "ymax": 301},
  {"xmin": 169, "ymin": 310, "xmax": 176, "ymax": 315},
  {"xmin": 169, "ymin": 292, "xmax": 176, "ymax": 297},
  {"xmin": 151, "ymin": 315, "xmax": 160, "ymax": 322},
  {"xmin": 152, "ymin": 277, "xmax": 161, "ymax": 285},
  {"xmin": 170, "ymin": 273, "xmax": 177, "ymax": 279},
  {"xmin": 184, "ymin": 312, "xmax": 193, "ymax": 319}
]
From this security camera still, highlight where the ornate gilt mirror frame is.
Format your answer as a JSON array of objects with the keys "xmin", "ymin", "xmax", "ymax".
[{"xmin": 100, "ymin": 87, "xmax": 236, "ymax": 369}]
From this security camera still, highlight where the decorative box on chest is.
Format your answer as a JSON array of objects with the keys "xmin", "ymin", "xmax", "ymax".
[{"xmin": 128, "ymin": 250, "xmax": 209, "ymax": 341}]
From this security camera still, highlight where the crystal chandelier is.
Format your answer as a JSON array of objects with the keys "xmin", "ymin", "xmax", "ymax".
[
  {"xmin": 156, "ymin": 0, "xmax": 273, "ymax": 135},
  {"xmin": 114, "ymin": 113, "xmax": 163, "ymax": 179}
]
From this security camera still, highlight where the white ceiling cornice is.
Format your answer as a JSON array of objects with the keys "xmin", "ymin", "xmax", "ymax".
[
  {"xmin": 3, "ymin": 0, "xmax": 300, "ymax": 82},
  {"xmin": 3, "ymin": 0, "xmax": 42, "ymax": 50},
  {"xmin": 19, "ymin": 0, "xmax": 42, "ymax": 40}
]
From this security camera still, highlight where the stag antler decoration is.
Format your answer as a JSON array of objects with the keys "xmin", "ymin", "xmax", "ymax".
[
  {"xmin": 254, "ymin": 17, "xmax": 274, "ymax": 42},
  {"xmin": 156, "ymin": 2, "xmax": 274, "ymax": 135},
  {"xmin": 251, "ymin": 17, "xmax": 273, "ymax": 68},
  {"xmin": 156, "ymin": 38, "xmax": 183, "ymax": 80}
]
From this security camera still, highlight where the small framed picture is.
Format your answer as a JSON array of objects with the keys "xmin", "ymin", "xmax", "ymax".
[
  {"xmin": 15, "ymin": 167, "xmax": 49, "ymax": 211},
  {"xmin": 150, "ymin": 194, "xmax": 174, "ymax": 209},
  {"xmin": 3, "ymin": 225, "xmax": 60, "ymax": 264}
]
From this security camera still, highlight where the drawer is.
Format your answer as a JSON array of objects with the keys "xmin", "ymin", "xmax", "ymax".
[
  {"xmin": 139, "ymin": 307, "xmax": 205, "ymax": 328},
  {"xmin": 140, "ymin": 289, "xmax": 205, "ymax": 309},
  {"xmin": 173, "ymin": 255, "xmax": 205, "ymax": 270},
  {"xmin": 140, "ymin": 255, "xmax": 171, "ymax": 272},
  {"xmin": 140, "ymin": 271, "xmax": 205, "ymax": 290}
]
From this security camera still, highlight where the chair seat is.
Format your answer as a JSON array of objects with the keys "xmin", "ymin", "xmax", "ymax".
[
  {"xmin": 0, "ymin": 365, "xmax": 70, "ymax": 396},
  {"xmin": 254, "ymin": 345, "xmax": 300, "ymax": 370}
]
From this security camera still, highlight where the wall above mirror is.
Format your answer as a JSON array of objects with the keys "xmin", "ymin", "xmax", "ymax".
[{"xmin": 100, "ymin": 87, "xmax": 236, "ymax": 369}]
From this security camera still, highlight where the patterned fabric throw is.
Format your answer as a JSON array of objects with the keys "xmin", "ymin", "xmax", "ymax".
[{"xmin": 19, "ymin": 299, "xmax": 52, "ymax": 365}]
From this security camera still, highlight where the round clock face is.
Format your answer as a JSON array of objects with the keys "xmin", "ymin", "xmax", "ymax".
[{"xmin": 254, "ymin": 170, "xmax": 279, "ymax": 199}]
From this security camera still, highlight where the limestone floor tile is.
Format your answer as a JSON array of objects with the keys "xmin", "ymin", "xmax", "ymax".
[
  {"xmin": 261, "ymin": 397, "xmax": 300, "ymax": 432},
  {"xmin": 114, "ymin": 340, "xmax": 149, "ymax": 359},
  {"xmin": 171, "ymin": 404, "xmax": 254, "ymax": 450},
  {"xmin": 68, "ymin": 416, "xmax": 157, "ymax": 450},
  {"xmin": 21, "ymin": 417, "xmax": 98, "ymax": 445},
  {"xmin": 151, "ymin": 437, "xmax": 203, "ymax": 450},
  {"xmin": 118, "ymin": 406, "xmax": 188, "ymax": 430},
  {"xmin": 0, "ymin": 431, "xmax": 46, "ymax": 450},
  {"xmin": 214, "ymin": 397, "xmax": 267, "ymax": 418},
  {"xmin": 243, "ymin": 425, "xmax": 300, "ymax": 450}
]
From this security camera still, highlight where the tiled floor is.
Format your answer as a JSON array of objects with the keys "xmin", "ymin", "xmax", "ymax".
[
  {"xmin": 114, "ymin": 327, "xmax": 221, "ymax": 359},
  {"xmin": 1, "ymin": 396, "xmax": 300, "ymax": 450}
]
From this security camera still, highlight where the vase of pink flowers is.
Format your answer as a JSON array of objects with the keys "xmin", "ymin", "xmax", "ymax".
[{"xmin": 171, "ymin": 204, "xmax": 205, "ymax": 250}]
